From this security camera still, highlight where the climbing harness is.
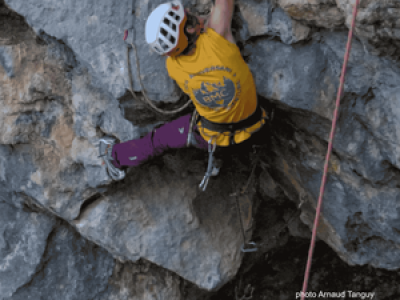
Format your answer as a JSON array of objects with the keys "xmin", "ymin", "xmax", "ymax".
[
  {"xmin": 198, "ymin": 105, "xmax": 266, "ymax": 146},
  {"xmin": 300, "ymin": 0, "xmax": 361, "ymax": 298},
  {"xmin": 197, "ymin": 104, "xmax": 268, "ymax": 191},
  {"xmin": 123, "ymin": 29, "xmax": 192, "ymax": 115}
]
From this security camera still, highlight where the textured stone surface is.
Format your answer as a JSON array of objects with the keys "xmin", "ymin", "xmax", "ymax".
[
  {"xmin": 278, "ymin": 0, "xmax": 345, "ymax": 28},
  {"xmin": 244, "ymin": 20, "xmax": 400, "ymax": 269},
  {"xmin": 238, "ymin": 0, "xmax": 310, "ymax": 44},
  {"xmin": 261, "ymin": 84, "xmax": 400, "ymax": 269},
  {"xmin": 94, "ymin": 260, "xmax": 184, "ymax": 300},
  {"xmin": 0, "ymin": 202, "xmax": 55, "ymax": 299},
  {"xmin": 0, "ymin": 2, "xmax": 249, "ymax": 291},
  {"xmin": 6, "ymin": 221, "xmax": 115, "ymax": 300},
  {"xmin": 0, "ymin": 204, "xmax": 185, "ymax": 300},
  {"xmin": 0, "ymin": 20, "xmax": 137, "ymax": 220},
  {"xmin": 4, "ymin": 0, "xmax": 181, "ymax": 102},
  {"xmin": 279, "ymin": 0, "xmax": 400, "ymax": 57},
  {"xmin": 3, "ymin": 0, "xmax": 400, "ymax": 297},
  {"xmin": 246, "ymin": 36, "xmax": 339, "ymax": 118},
  {"xmin": 71, "ymin": 156, "xmax": 250, "ymax": 290}
]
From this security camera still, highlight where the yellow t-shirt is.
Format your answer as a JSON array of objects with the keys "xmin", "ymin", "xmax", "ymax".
[{"xmin": 166, "ymin": 28, "xmax": 265, "ymax": 146}]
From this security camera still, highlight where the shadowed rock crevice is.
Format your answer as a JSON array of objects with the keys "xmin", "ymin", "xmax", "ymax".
[{"xmin": 73, "ymin": 193, "xmax": 103, "ymax": 222}]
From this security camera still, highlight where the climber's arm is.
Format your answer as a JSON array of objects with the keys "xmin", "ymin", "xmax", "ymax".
[{"xmin": 208, "ymin": 0, "xmax": 235, "ymax": 43}]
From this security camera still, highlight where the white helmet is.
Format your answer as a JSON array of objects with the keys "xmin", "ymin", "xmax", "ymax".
[{"xmin": 145, "ymin": 1, "xmax": 188, "ymax": 57}]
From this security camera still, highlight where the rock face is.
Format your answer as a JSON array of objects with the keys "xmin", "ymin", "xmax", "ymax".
[
  {"xmin": 0, "ymin": 198, "xmax": 185, "ymax": 300},
  {"xmin": 237, "ymin": 0, "xmax": 311, "ymax": 44},
  {"xmin": 95, "ymin": 260, "xmax": 184, "ymax": 300},
  {"xmin": 0, "ymin": 23, "xmax": 136, "ymax": 219},
  {"xmin": 0, "ymin": 0, "xmax": 249, "ymax": 292},
  {"xmin": 279, "ymin": 0, "xmax": 400, "ymax": 57},
  {"xmin": 72, "ymin": 160, "xmax": 248, "ymax": 290},
  {"xmin": 3, "ymin": 0, "xmax": 181, "ymax": 102},
  {"xmin": 247, "ymin": 30, "xmax": 400, "ymax": 269},
  {"xmin": 2, "ymin": 0, "xmax": 400, "ymax": 298},
  {"xmin": 6, "ymin": 220, "xmax": 115, "ymax": 300},
  {"xmin": 0, "ymin": 202, "xmax": 55, "ymax": 299}
]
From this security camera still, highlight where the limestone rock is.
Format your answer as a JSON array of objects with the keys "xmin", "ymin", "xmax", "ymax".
[
  {"xmin": 4, "ymin": 0, "xmax": 181, "ymax": 102},
  {"xmin": 260, "ymin": 46, "xmax": 400, "ymax": 267},
  {"xmin": 72, "ymin": 159, "xmax": 248, "ymax": 290},
  {"xmin": 6, "ymin": 221, "xmax": 115, "ymax": 300},
  {"xmin": 0, "ymin": 2, "xmax": 248, "ymax": 291},
  {"xmin": 278, "ymin": 0, "xmax": 400, "ymax": 57},
  {"xmin": 1, "ymin": 202, "xmax": 184, "ymax": 300},
  {"xmin": 95, "ymin": 260, "xmax": 184, "ymax": 300},
  {"xmin": 238, "ymin": 0, "xmax": 310, "ymax": 44},
  {"xmin": 248, "ymin": 31, "xmax": 400, "ymax": 268},
  {"xmin": 3, "ymin": 0, "xmax": 400, "ymax": 296},
  {"xmin": 278, "ymin": 0, "xmax": 345, "ymax": 28},
  {"xmin": 246, "ymin": 36, "xmax": 340, "ymax": 119},
  {"xmin": 0, "ymin": 202, "xmax": 55, "ymax": 299},
  {"xmin": 0, "ymin": 24, "xmax": 138, "ymax": 221}
]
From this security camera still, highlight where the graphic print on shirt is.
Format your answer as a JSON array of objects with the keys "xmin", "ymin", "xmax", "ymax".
[{"xmin": 189, "ymin": 65, "xmax": 242, "ymax": 111}]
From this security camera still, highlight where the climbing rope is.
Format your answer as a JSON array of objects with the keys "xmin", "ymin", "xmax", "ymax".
[
  {"xmin": 300, "ymin": 0, "xmax": 361, "ymax": 298},
  {"xmin": 124, "ymin": 30, "xmax": 192, "ymax": 115}
]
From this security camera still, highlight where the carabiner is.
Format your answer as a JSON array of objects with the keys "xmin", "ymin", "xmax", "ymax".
[{"xmin": 241, "ymin": 241, "xmax": 258, "ymax": 253}]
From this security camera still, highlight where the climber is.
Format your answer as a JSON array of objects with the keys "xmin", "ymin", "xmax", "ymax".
[{"xmin": 99, "ymin": 0, "xmax": 268, "ymax": 182}]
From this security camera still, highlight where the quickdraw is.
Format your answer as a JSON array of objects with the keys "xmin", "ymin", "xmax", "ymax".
[
  {"xmin": 199, "ymin": 138, "xmax": 219, "ymax": 191},
  {"xmin": 186, "ymin": 109, "xmax": 199, "ymax": 147},
  {"xmin": 235, "ymin": 276, "xmax": 255, "ymax": 300},
  {"xmin": 231, "ymin": 145, "xmax": 260, "ymax": 253},
  {"xmin": 234, "ymin": 191, "xmax": 257, "ymax": 253}
]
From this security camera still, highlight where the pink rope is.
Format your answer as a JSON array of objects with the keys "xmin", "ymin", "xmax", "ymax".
[{"xmin": 300, "ymin": 1, "xmax": 360, "ymax": 298}]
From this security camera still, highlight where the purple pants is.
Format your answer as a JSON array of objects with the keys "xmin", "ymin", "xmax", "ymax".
[{"xmin": 111, "ymin": 114, "xmax": 208, "ymax": 168}]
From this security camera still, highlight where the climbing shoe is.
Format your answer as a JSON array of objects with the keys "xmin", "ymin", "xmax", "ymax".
[{"xmin": 98, "ymin": 137, "xmax": 125, "ymax": 181}]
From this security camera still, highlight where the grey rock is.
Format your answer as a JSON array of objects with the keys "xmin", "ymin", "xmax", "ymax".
[
  {"xmin": 3, "ymin": 0, "xmax": 400, "ymax": 295},
  {"xmin": 246, "ymin": 30, "xmax": 400, "ymax": 268},
  {"xmin": 72, "ymin": 164, "xmax": 248, "ymax": 291},
  {"xmin": 4, "ymin": 0, "xmax": 181, "ymax": 102},
  {"xmin": 0, "ymin": 47, "xmax": 14, "ymax": 78},
  {"xmin": 0, "ymin": 202, "xmax": 55, "ymax": 299},
  {"xmin": 278, "ymin": 0, "xmax": 345, "ymax": 29},
  {"xmin": 0, "ymin": 202, "xmax": 185, "ymax": 300},
  {"xmin": 278, "ymin": 0, "xmax": 400, "ymax": 57},
  {"xmin": 0, "ymin": 25, "xmax": 138, "ymax": 221},
  {"xmin": 94, "ymin": 260, "xmax": 183, "ymax": 300},
  {"xmin": 1, "ymin": 2, "xmax": 247, "ymax": 291},
  {"xmin": 246, "ymin": 36, "xmax": 340, "ymax": 118},
  {"xmin": 264, "ymin": 80, "xmax": 400, "ymax": 270},
  {"xmin": 6, "ymin": 222, "xmax": 115, "ymax": 300},
  {"xmin": 238, "ymin": 0, "xmax": 310, "ymax": 44}
]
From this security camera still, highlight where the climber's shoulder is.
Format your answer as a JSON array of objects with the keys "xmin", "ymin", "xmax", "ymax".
[{"xmin": 207, "ymin": 0, "xmax": 235, "ymax": 44}]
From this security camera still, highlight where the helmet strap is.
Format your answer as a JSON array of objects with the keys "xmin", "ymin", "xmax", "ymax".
[{"xmin": 179, "ymin": 12, "xmax": 203, "ymax": 56}]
